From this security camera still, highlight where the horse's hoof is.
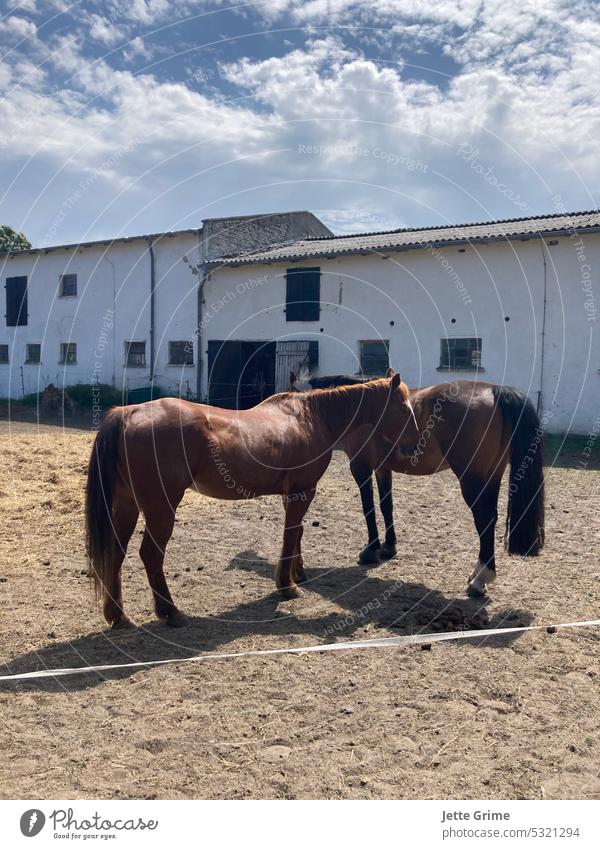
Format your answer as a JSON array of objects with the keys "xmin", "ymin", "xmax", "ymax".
[
  {"xmin": 467, "ymin": 581, "xmax": 487, "ymax": 599},
  {"xmin": 166, "ymin": 611, "xmax": 190, "ymax": 628},
  {"xmin": 110, "ymin": 616, "xmax": 135, "ymax": 630},
  {"xmin": 467, "ymin": 562, "xmax": 495, "ymax": 598},
  {"xmin": 358, "ymin": 546, "xmax": 381, "ymax": 565},
  {"xmin": 378, "ymin": 543, "xmax": 397, "ymax": 560},
  {"xmin": 279, "ymin": 585, "xmax": 303, "ymax": 599}
]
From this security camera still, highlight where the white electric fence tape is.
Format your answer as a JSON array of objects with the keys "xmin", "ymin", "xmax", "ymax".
[{"xmin": 1, "ymin": 618, "xmax": 599, "ymax": 683}]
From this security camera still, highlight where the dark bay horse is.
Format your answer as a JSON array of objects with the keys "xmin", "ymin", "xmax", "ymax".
[
  {"xmin": 85, "ymin": 374, "xmax": 419, "ymax": 628},
  {"xmin": 290, "ymin": 371, "xmax": 545, "ymax": 597}
]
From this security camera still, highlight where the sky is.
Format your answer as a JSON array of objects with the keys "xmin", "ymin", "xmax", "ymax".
[{"xmin": 0, "ymin": 0, "xmax": 599, "ymax": 246}]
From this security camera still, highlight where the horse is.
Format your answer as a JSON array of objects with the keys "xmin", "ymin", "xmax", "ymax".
[
  {"xmin": 85, "ymin": 373, "xmax": 420, "ymax": 628},
  {"xmin": 290, "ymin": 369, "xmax": 545, "ymax": 597}
]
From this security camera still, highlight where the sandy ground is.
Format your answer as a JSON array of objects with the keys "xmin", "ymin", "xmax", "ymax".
[{"xmin": 0, "ymin": 409, "xmax": 599, "ymax": 800}]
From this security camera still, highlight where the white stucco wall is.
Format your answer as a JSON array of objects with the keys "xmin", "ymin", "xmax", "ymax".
[
  {"xmin": 152, "ymin": 233, "xmax": 200, "ymax": 398},
  {"xmin": 1, "ymin": 229, "xmax": 597, "ymax": 433},
  {"xmin": 202, "ymin": 236, "xmax": 599, "ymax": 433},
  {"xmin": 0, "ymin": 240, "xmax": 150, "ymax": 398},
  {"xmin": 0, "ymin": 233, "xmax": 204, "ymax": 401},
  {"xmin": 539, "ymin": 232, "xmax": 599, "ymax": 434}
]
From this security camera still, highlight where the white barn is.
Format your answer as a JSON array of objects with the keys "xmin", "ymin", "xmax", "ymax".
[
  {"xmin": 1, "ymin": 210, "xmax": 598, "ymax": 434},
  {"xmin": 0, "ymin": 212, "xmax": 330, "ymax": 402}
]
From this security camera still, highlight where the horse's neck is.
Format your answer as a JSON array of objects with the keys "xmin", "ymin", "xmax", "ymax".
[{"xmin": 309, "ymin": 386, "xmax": 377, "ymax": 441}]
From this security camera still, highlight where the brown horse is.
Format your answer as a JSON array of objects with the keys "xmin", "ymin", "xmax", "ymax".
[
  {"xmin": 85, "ymin": 374, "xmax": 419, "ymax": 628},
  {"xmin": 290, "ymin": 370, "xmax": 545, "ymax": 597}
]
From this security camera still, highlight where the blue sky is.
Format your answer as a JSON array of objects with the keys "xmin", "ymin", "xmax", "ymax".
[{"xmin": 0, "ymin": 0, "xmax": 599, "ymax": 245}]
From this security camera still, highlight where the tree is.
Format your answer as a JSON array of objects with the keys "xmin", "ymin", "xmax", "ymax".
[{"xmin": 0, "ymin": 225, "xmax": 31, "ymax": 252}]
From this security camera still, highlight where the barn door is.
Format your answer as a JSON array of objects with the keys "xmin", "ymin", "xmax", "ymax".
[
  {"xmin": 207, "ymin": 340, "xmax": 243, "ymax": 408},
  {"xmin": 208, "ymin": 340, "xmax": 277, "ymax": 408},
  {"xmin": 275, "ymin": 340, "xmax": 318, "ymax": 392}
]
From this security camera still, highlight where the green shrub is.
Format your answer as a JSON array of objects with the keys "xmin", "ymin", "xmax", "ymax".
[
  {"xmin": 21, "ymin": 391, "xmax": 40, "ymax": 407},
  {"xmin": 21, "ymin": 383, "xmax": 125, "ymax": 410},
  {"xmin": 67, "ymin": 383, "xmax": 124, "ymax": 408}
]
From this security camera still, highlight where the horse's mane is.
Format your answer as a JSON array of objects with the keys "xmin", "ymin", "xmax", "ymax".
[
  {"xmin": 308, "ymin": 378, "xmax": 390, "ymax": 397},
  {"xmin": 260, "ymin": 378, "xmax": 391, "ymax": 424},
  {"xmin": 301, "ymin": 378, "xmax": 392, "ymax": 437},
  {"xmin": 263, "ymin": 378, "xmax": 388, "ymax": 405},
  {"xmin": 308, "ymin": 374, "xmax": 369, "ymax": 389},
  {"xmin": 260, "ymin": 389, "xmax": 301, "ymax": 406}
]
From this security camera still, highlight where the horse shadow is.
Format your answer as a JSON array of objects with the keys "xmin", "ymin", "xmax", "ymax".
[
  {"xmin": 0, "ymin": 551, "xmax": 532, "ymax": 694},
  {"xmin": 227, "ymin": 550, "xmax": 532, "ymax": 639}
]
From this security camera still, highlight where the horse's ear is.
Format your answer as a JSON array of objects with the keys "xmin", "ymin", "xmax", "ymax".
[
  {"xmin": 385, "ymin": 367, "xmax": 394, "ymax": 378},
  {"xmin": 390, "ymin": 372, "xmax": 401, "ymax": 390},
  {"xmin": 290, "ymin": 370, "xmax": 297, "ymax": 386}
]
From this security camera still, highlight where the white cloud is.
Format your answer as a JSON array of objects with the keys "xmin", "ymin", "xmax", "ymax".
[
  {"xmin": 0, "ymin": 0, "xmax": 599, "ymax": 246},
  {"xmin": 88, "ymin": 14, "xmax": 128, "ymax": 47},
  {"xmin": 117, "ymin": 0, "xmax": 177, "ymax": 24},
  {"xmin": 0, "ymin": 36, "xmax": 274, "ymax": 179},
  {"xmin": 0, "ymin": 14, "xmax": 37, "ymax": 40},
  {"xmin": 122, "ymin": 35, "xmax": 153, "ymax": 63}
]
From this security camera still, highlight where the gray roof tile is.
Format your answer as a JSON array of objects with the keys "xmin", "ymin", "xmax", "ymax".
[{"xmin": 207, "ymin": 210, "xmax": 600, "ymax": 267}]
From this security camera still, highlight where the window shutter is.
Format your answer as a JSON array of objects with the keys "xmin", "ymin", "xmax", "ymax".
[
  {"xmin": 5, "ymin": 276, "xmax": 28, "ymax": 326},
  {"xmin": 285, "ymin": 268, "xmax": 320, "ymax": 321}
]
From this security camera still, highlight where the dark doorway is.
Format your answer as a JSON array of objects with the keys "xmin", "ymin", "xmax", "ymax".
[{"xmin": 207, "ymin": 340, "xmax": 276, "ymax": 408}]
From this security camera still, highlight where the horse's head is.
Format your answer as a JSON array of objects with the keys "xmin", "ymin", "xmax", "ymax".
[
  {"xmin": 289, "ymin": 368, "xmax": 312, "ymax": 392},
  {"xmin": 372, "ymin": 371, "xmax": 420, "ymax": 456}
]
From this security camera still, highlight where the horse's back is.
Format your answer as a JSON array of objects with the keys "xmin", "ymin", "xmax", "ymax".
[
  {"xmin": 413, "ymin": 381, "xmax": 507, "ymax": 474},
  {"xmin": 119, "ymin": 394, "xmax": 329, "ymax": 499}
]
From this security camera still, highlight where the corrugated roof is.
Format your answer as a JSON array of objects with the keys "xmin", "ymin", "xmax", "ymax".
[
  {"xmin": 0, "ymin": 228, "xmax": 200, "ymax": 258},
  {"xmin": 0, "ymin": 210, "xmax": 327, "ymax": 258},
  {"xmin": 206, "ymin": 210, "xmax": 600, "ymax": 267}
]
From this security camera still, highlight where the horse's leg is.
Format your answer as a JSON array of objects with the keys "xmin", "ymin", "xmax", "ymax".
[
  {"xmin": 458, "ymin": 474, "xmax": 502, "ymax": 597},
  {"xmin": 351, "ymin": 457, "xmax": 381, "ymax": 565},
  {"xmin": 139, "ymin": 498, "xmax": 188, "ymax": 626},
  {"xmin": 280, "ymin": 494, "xmax": 306, "ymax": 584},
  {"xmin": 103, "ymin": 490, "xmax": 139, "ymax": 628},
  {"xmin": 375, "ymin": 467, "xmax": 397, "ymax": 560},
  {"xmin": 276, "ymin": 490, "xmax": 314, "ymax": 599},
  {"xmin": 293, "ymin": 522, "xmax": 307, "ymax": 583}
]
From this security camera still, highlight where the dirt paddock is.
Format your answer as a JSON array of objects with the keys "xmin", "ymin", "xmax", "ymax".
[{"xmin": 0, "ymin": 410, "xmax": 599, "ymax": 800}]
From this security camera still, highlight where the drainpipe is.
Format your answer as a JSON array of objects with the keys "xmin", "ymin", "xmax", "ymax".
[
  {"xmin": 537, "ymin": 235, "xmax": 548, "ymax": 416},
  {"xmin": 148, "ymin": 237, "xmax": 156, "ymax": 385},
  {"xmin": 195, "ymin": 225, "xmax": 210, "ymax": 402},
  {"xmin": 196, "ymin": 260, "xmax": 208, "ymax": 402},
  {"xmin": 104, "ymin": 255, "xmax": 116, "ymax": 387}
]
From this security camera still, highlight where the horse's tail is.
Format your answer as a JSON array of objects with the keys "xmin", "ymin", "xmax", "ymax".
[
  {"xmin": 494, "ymin": 386, "xmax": 545, "ymax": 556},
  {"xmin": 85, "ymin": 407, "xmax": 124, "ymax": 600}
]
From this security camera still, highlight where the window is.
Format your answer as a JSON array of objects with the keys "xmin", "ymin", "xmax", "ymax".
[
  {"xmin": 360, "ymin": 340, "xmax": 389, "ymax": 376},
  {"xmin": 440, "ymin": 337, "xmax": 482, "ymax": 370},
  {"xmin": 285, "ymin": 267, "xmax": 320, "ymax": 321},
  {"xmin": 125, "ymin": 341, "xmax": 146, "ymax": 367},
  {"xmin": 59, "ymin": 342, "xmax": 77, "ymax": 364},
  {"xmin": 169, "ymin": 340, "xmax": 194, "ymax": 365},
  {"xmin": 59, "ymin": 273, "xmax": 77, "ymax": 297},
  {"xmin": 26, "ymin": 343, "xmax": 41, "ymax": 363},
  {"xmin": 5, "ymin": 276, "xmax": 27, "ymax": 326},
  {"xmin": 0, "ymin": 344, "xmax": 8, "ymax": 364}
]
